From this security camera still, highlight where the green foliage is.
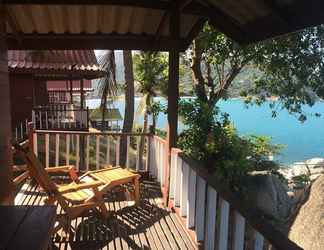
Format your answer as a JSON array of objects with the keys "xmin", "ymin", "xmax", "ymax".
[
  {"xmin": 187, "ymin": 22, "xmax": 324, "ymax": 121},
  {"xmin": 148, "ymin": 101, "xmax": 166, "ymax": 117},
  {"xmin": 245, "ymin": 135, "xmax": 285, "ymax": 171},
  {"xmin": 178, "ymin": 99, "xmax": 284, "ymax": 189},
  {"xmin": 291, "ymin": 174, "xmax": 311, "ymax": 186},
  {"xmin": 133, "ymin": 51, "xmax": 168, "ymax": 98}
]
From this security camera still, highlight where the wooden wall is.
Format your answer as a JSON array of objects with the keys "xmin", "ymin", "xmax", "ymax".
[{"xmin": 9, "ymin": 74, "xmax": 49, "ymax": 128}]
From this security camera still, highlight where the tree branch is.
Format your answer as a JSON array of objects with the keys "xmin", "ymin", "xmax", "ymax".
[{"xmin": 191, "ymin": 39, "xmax": 208, "ymax": 103}]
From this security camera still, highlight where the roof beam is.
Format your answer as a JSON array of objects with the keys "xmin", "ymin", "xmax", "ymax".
[
  {"xmin": 242, "ymin": 0, "xmax": 324, "ymax": 43},
  {"xmin": 183, "ymin": 17, "xmax": 207, "ymax": 47},
  {"xmin": 184, "ymin": 2, "xmax": 247, "ymax": 43},
  {"xmin": 155, "ymin": 0, "xmax": 193, "ymax": 39},
  {"xmin": 3, "ymin": 0, "xmax": 171, "ymax": 10},
  {"xmin": 7, "ymin": 33, "xmax": 187, "ymax": 51}
]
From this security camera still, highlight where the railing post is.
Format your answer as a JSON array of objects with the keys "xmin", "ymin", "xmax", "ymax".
[{"xmin": 27, "ymin": 122, "xmax": 34, "ymax": 150}]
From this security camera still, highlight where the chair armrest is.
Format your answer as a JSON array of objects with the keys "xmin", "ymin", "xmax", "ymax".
[
  {"xmin": 45, "ymin": 165, "xmax": 79, "ymax": 182},
  {"xmin": 12, "ymin": 164, "xmax": 28, "ymax": 172},
  {"xmin": 58, "ymin": 180, "xmax": 103, "ymax": 194},
  {"xmin": 13, "ymin": 171, "xmax": 29, "ymax": 186},
  {"xmin": 45, "ymin": 165, "xmax": 74, "ymax": 173}
]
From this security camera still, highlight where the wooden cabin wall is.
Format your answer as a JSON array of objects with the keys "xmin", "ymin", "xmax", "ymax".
[{"xmin": 9, "ymin": 74, "xmax": 49, "ymax": 128}]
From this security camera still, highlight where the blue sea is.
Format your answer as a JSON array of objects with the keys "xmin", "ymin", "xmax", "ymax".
[{"xmin": 86, "ymin": 98, "xmax": 324, "ymax": 165}]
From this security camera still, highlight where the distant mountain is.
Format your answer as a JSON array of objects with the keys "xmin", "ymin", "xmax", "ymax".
[{"xmin": 90, "ymin": 51, "xmax": 257, "ymax": 98}]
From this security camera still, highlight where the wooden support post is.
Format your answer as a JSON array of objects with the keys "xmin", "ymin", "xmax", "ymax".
[
  {"xmin": 80, "ymin": 79, "xmax": 84, "ymax": 109},
  {"xmin": 69, "ymin": 79, "xmax": 73, "ymax": 104},
  {"xmin": 165, "ymin": 3, "xmax": 180, "ymax": 205},
  {"xmin": 0, "ymin": 6, "xmax": 13, "ymax": 204},
  {"xmin": 79, "ymin": 78, "xmax": 86, "ymax": 171}
]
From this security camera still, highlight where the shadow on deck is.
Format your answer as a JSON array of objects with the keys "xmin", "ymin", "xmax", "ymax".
[{"xmin": 15, "ymin": 179, "xmax": 197, "ymax": 250}]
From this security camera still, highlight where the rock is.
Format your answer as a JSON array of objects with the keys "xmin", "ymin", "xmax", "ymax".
[
  {"xmin": 288, "ymin": 175, "xmax": 324, "ymax": 250},
  {"xmin": 305, "ymin": 157, "xmax": 324, "ymax": 168},
  {"xmin": 279, "ymin": 158, "xmax": 324, "ymax": 185},
  {"xmin": 245, "ymin": 171, "xmax": 292, "ymax": 219}
]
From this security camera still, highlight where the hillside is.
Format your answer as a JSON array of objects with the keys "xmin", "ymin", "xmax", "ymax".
[{"xmin": 90, "ymin": 51, "xmax": 256, "ymax": 98}]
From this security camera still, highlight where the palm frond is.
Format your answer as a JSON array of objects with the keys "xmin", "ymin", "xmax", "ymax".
[
  {"xmin": 98, "ymin": 50, "xmax": 117, "ymax": 110},
  {"xmin": 135, "ymin": 93, "xmax": 148, "ymax": 117}
]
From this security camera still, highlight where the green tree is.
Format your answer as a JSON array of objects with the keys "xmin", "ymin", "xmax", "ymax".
[
  {"xmin": 133, "ymin": 51, "xmax": 168, "ymax": 168},
  {"xmin": 98, "ymin": 50, "xmax": 117, "ymax": 131},
  {"xmin": 188, "ymin": 22, "xmax": 324, "ymax": 122},
  {"xmin": 120, "ymin": 50, "xmax": 135, "ymax": 166},
  {"xmin": 134, "ymin": 51, "xmax": 168, "ymax": 133}
]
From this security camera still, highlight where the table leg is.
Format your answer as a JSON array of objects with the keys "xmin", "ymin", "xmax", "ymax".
[{"xmin": 133, "ymin": 177, "xmax": 140, "ymax": 205}]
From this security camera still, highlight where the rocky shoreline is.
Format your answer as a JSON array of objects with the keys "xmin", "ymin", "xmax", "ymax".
[{"xmin": 245, "ymin": 157, "xmax": 324, "ymax": 249}]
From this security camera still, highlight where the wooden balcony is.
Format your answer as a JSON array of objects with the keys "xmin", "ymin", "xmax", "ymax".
[
  {"xmin": 15, "ymin": 178, "xmax": 196, "ymax": 249},
  {"xmin": 14, "ymin": 129, "xmax": 302, "ymax": 250},
  {"xmin": 32, "ymin": 104, "xmax": 89, "ymax": 131}
]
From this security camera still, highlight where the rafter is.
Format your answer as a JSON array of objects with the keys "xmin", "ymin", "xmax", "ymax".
[
  {"xmin": 3, "ymin": 0, "xmax": 171, "ymax": 10},
  {"xmin": 7, "ymin": 33, "xmax": 187, "ymax": 51}
]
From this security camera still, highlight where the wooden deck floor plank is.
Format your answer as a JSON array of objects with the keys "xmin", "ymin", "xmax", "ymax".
[
  {"xmin": 114, "ymin": 197, "xmax": 131, "ymax": 250},
  {"xmin": 169, "ymin": 212, "xmax": 197, "ymax": 250},
  {"xmin": 164, "ymin": 214, "xmax": 189, "ymax": 250},
  {"xmin": 147, "ymin": 197, "xmax": 172, "ymax": 250},
  {"xmin": 150, "ymin": 195, "xmax": 181, "ymax": 250},
  {"xmin": 107, "ymin": 201, "xmax": 117, "ymax": 250},
  {"xmin": 14, "ymin": 179, "xmax": 197, "ymax": 250}
]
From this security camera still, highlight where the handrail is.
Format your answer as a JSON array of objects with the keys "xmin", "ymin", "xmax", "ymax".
[
  {"xmin": 34, "ymin": 130, "xmax": 152, "ymax": 136},
  {"xmin": 179, "ymin": 153, "xmax": 302, "ymax": 250}
]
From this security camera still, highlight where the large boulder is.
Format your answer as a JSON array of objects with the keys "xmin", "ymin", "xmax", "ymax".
[
  {"xmin": 245, "ymin": 171, "xmax": 292, "ymax": 220},
  {"xmin": 279, "ymin": 158, "xmax": 324, "ymax": 184},
  {"xmin": 288, "ymin": 175, "xmax": 324, "ymax": 250}
]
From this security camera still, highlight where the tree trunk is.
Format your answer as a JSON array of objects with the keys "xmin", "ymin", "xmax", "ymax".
[
  {"xmin": 101, "ymin": 105, "xmax": 106, "ymax": 131},
  {"xmin": 0, "ymin": 8, "xmax": 13, "ymax": 204},
  {"xmin": 137, "ymin": 110, "xmax": 148, "ymax": 170},
  {"xmin": 120, "ymin": 50, "xmax": 134, "ymax": 166}
]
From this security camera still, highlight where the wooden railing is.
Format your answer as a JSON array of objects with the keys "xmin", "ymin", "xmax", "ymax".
[
  {"xmin": 149, "ymin": 135, "xmax": 168, "ymax": 190},
  {"xmin": 26, "ymin": 130, "xmax": 302, "ymax": 250},
  {"xmin": 150, "ymin": 136, "xmax": 302, "ymax": 250},
  {"xmin": 13, "ymin": 119, "xmax": 29, "ymax": 142},
  {"xmin": 31, "ymin": 130, "xmax": 151, "ymax": 172},
  {"xmin": 32, "ymin": 105, "xmax": 89, "ymax": 131}
]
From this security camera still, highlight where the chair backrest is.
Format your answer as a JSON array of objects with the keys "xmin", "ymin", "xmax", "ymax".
[{"xmin": 14, "ymin": 141, "xmax": 58, "ymax": 195}]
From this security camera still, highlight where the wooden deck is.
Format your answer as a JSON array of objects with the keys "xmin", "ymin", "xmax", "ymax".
[{"xmin": 15, "ymin": 178, "xmax": 197, "ymax": 250}]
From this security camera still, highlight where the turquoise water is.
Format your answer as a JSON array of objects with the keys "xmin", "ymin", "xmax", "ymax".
[{"xmin": 86, "ymin": 98, "xmax": 324, "ymax": 165}]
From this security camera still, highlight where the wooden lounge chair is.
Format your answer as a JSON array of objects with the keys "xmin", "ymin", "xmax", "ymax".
[{"xmin": 13, "ymin": 141, "xmax": 140, "ymax": 235}]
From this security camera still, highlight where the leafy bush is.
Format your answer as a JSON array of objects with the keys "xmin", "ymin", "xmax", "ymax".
[{"xmin": 178, "ymin": 99, "xmax": 284, "ymax": 189}]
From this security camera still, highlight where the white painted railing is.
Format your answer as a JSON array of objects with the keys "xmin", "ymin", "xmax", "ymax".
[
  {"xmin": 149, "ymin": 135, "xmax": 168, "ymax": 189},
  {"xmin": 32, "ymin": 105, "xmax": 89, "ymax": 131},
  {"xmin": 31, "ymin": 130, "xmax": 151, "ymax": 172},
  {"xmin": 149, "ymin": 136, "xmax": 302, "ymax": 250},
  {"xmin": 14, "ymin": 119, "xmax": 29, "ymax": 142}
]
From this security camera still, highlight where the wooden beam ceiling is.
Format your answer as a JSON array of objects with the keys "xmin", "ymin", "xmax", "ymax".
[
  {"xmin": 241, "ymin": 0, "xmax": 324, "ymax": 43},
  {"xmin": 7, "ymin": 33, "xmax": 187, "ymax": 51},
  {"xmin": 3, "ymin": 0, "xmax": 171, "ymax": 10}
]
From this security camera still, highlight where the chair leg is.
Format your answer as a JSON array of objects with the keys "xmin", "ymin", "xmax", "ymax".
[{"xmin": 98, "ymin": 201, "xmax": 109, "ymax": 219}]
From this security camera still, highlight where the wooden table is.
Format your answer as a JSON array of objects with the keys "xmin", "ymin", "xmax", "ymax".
[
  {"xmin": 81, "ymin": 167, "xmax": 141, "ymax": 204},
  {"xmin": 0, "ymin": 205, "xmax": 56, "ymax": 250}
]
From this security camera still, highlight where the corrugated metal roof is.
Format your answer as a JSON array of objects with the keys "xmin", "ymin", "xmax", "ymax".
[
  {"xmin": 4, "ymin": 1, "xmax": 321, "ymax": 47},
  {"xmin": 8, "ymin": 50, "xmax": 99, "ymax": 72},
  {"xmin": 5, "ymin": 5, "xmax": 198, "ymax": 39},
  {"xmin": 47, "ymin": 79, "xmax": 92, "ymax": 91}
]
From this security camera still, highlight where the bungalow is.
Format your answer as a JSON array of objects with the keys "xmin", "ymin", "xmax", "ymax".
[{"xmin": 8, "ymin": 50, "xmax": 102, "ymax": 135}]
